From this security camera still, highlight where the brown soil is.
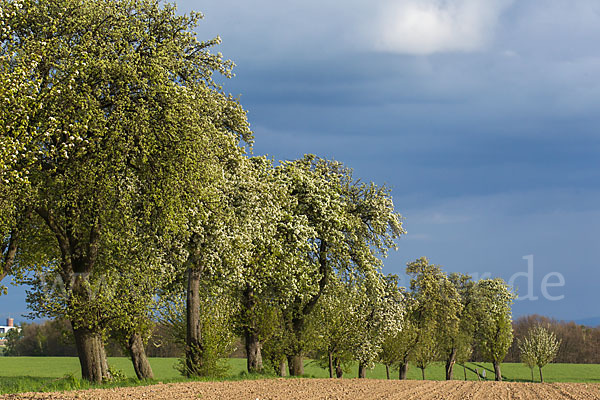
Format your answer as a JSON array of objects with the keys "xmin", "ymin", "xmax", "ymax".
[{"xmin": 2, "ymin": 379, "xmax": 600, "ymax": 400}]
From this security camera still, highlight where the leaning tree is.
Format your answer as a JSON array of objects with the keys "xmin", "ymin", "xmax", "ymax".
[
  {"xmin": 474, "ymin": 278, "xmax": 516, "ymax": 381},
  {"xmin": 406, "ymin": 257, "xmax": 462, "ymax": 380},
  {"xmin": 275, "ymin": 155, "xmax": 405, "ymax": 376},
  {"xmin": 0, "ymin": 0, "xmax": 250, "ymax": 382},
  {"xmin": 225, "ymin": 157, "xmax": 315, "ymax": 374}
]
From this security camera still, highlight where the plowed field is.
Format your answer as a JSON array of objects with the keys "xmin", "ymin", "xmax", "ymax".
[{"xmin": 2, "ymin": 379, "xmax": 600, "ymax": 400}]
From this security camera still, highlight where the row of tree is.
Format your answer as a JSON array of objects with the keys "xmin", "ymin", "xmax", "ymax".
[
  {"xmin": 1, "ymin": 314, "xmax": 563, "ymax": 384},
  {"xmin": 15, "ymin": 313, "xmax": 591, "ymax": 375},
  {"xmin": 299, "ymin": 258, "xmax": 517, "ymax": 381},
  {"xmin": 0, "ymin": 0, "xmax": 405, "ymax": 382},
  {"xmin": 4, "ymin": 257, "xmax": 519, "ymax": 383},
  {"xmin": 0, "ymin": 0, "xmax": 521, "ymax": 384}
]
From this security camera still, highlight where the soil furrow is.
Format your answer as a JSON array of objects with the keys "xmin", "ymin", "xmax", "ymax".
[{"xmin": 2, "ymin": 379, "xmax": 600, "ymax": 400}]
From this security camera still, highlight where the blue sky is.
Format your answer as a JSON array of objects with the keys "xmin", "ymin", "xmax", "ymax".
[{"xmin": 2, "ymin": 0, "xmax": 600, "ymax": 323}]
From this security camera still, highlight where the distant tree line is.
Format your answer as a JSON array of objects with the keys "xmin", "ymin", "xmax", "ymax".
[
  {"xmin": 2, "ymin": 319, "xmax": 181, "ymax": 358},
  {"xmin": 10, "ymin": 312, "xmax": 599, "ymax": 371},
  {"xmin": 505, "ymin": 315, "xmax": 600, "ymax": 364},
  {"xmin": 3, "ymin": 257, "xmax": 519, "ymax": 382}
]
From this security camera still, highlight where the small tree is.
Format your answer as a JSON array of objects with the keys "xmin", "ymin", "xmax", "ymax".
[
  {"xmin": 413, "ymin": 327, "xmax": 438, "ymax": 380},
  {"xmin": 474, "ymin": 279, "xmax": 516, "ymax": 381},
  {"xmin": 520, "ymin": 343, "xmax": 536, "ymax": 382},
  {"xmin": 308, "ymin": 275, "xmax": 356, "ymax": 378},
  {"xmin": 159, "ymin": 289, "xmax": 238, "ymax": 378},
  {"xmin": 350, "ymin": 273, "xmax": 405, "ymax": 379},
  {"xmin": 445, "ymin": 273, "xmax": 477, "ymax": 380},
  {"xmin": 406, "ymin": 257, "xmax": 462, "ymax": 381},
  {"xmin": 378, "ymin": 290, "xmax": 412, "ymax": 380},
  {"xmin": 518, "ymin": 325, "xmax": 561, "ymax": 383}
]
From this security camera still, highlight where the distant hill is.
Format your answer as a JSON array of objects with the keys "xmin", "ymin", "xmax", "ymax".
[{"xmin": 573, "ymin": 317, "xmax": 600, "ymax": 327}]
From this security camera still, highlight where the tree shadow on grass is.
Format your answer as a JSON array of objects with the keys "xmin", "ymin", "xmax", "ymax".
[{"xmin": 464, "ymin": 363, "xmax": 529, "ymax": 383}]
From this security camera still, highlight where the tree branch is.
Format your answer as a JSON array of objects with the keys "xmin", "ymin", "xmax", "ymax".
[
  {"xmin": 302, "ymin": 239, "xmax": 329, "ymax": 317},
  {"xmin": 0, "ymin": 208, "xmax": 32, "ymax": 282},
  {"xmin": 0, "ymin": 228, "xmax": 20, "ymax": 283}
]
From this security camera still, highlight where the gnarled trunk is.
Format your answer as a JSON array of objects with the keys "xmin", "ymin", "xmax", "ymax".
[
  {"xmin": 385, "ymin": 365, "xmax": 390, "ymax": 380},
  {"xmin": 539, "ymin": 366, "xmax": 544, "ymax": 383},
  {"xmin": 493, "ymin": 361, "xmax": 502, "ymax": 381},
  {"xmin": 242, "ymin": 286, "xmax": 263, "ymax": 373},
  {"xmin": 358, "ymin": 363, "xmax": 366, "ymax": 379},
  {"xmin": 287, "ymin": 315, "xmax": 305, "ymax": 376},
  {"xmin": 69, "ymin": 259, "xmax": 109, "ymax": 383},
  {"xmin": 420, "ymin": 367, "xmax": 426, "ymax": 380},
  {"xmin": 39, "ymin": 208, "xmax": 107, "ymax": 383},
  {"xmin": 398, "ymin": 359, "xmax": 408, "ymax": 380},
  {"xmin": 278, "ymin": 359, "xmax": 287, "ymax": 377},
  {"xmin": 186, "ymin": 266, "xmax": 203, "ymax": 376},
  {"xmin": 128, "ymin": 332, "xmax": 153, "ymax": 380},
  {"xmin": 245, "ymin": 330, "xmax": 263, "ymax": 373},
  {"xmin": 335, "ymin": 357, "xmax": 343, "ymax": 378},
  {"xmin": 445, "ymin": 347, "xmax": 457, "ymax": 380},
  {"xmin": 288, "ymin": 354, "xmax": 304, "ymax": 376},
  {"xmin": 328, "ymin": 351, "xmax": 334, "ymax": 378},
  {"xmin": 72, "ymin": 326, "xmax": 110, "ymax": 383}
]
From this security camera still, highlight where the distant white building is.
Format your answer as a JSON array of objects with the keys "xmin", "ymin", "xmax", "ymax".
[{"xmin": 0, "ymin": 318, "xmax": 18, "ymax": 334}]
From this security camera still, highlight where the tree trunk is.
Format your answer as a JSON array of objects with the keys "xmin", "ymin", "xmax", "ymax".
[
  {"xmin": 335, "ymin": 357, "xmax": 343, "ymax": 378},
  {"xmin": 72, "ymin": 326, "xmax": 110, "ymax": 383},
  {"xmin": 287, "ymin": 314, "xmax": 305, "ymax": 376},
  {"xmin": 493, "ymin": 361, "xmax": 502, "ymax": 381},
  {"xmin": 242, "ymin": 285, "xmax": 263, "ymax": 373},
  {"xmin": 358, "ymin": 363, "xmax": 366, "ymax": 379},
  {"xmin": 288, "ymin": 354, "xmax": 304, "ymax": 376},
  {"xmin": 128, "ymin": 332, "xmax": 154, "ymax": 380},
  {"xmin": 245, "ymin": 329, "xmax": 263, "ymax": 373},
  {"xmin": 186, "ymin": 266, "xmax": 203, "ymax": 377},
  {"xmin": 278, "ymin": 359, "xmax": 287, "ymax": 377},
  {"xmin": 286, "ymin": 240, "xmax": 329, "ymax": 377},
  {"xmin": 328, "ymin": 351, "xmax": 334, "ymax": 378},
  {"xmin": 539, "ymin": 366, "xmax": 543, "ymax": 383},
  {"xmin": 39, "ymin": 209, "xmax": 107, "ymax": 383},
  {"xmin": 421, "ymin": 367, "xmax": 426, "ymax": 380},
  {"xmin": 463, "ymin": 364, "xmax": 467, "ymax": 381},
  {"xmin": 386, "ymin": 365, "xmax": 390, "ymax": 380},
  {"xmin": 398, "ymin": 361, "xmax": 408, "ymax": 380},
  {"xmin": 445, "ymin": 347, "xmax": 457, "ymax": 380}
]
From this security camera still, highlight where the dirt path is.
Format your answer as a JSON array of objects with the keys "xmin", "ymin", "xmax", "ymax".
[{"xmin": 2, "ymin": 379, "xmax": 600, "ymax": 400}]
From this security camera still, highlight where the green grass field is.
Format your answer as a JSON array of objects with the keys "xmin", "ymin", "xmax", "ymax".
[{"xmin": 0, "ymin": 357, "xmax": 598, "ymax": 394}]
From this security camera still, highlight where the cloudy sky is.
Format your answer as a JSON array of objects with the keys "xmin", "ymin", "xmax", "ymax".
[{"xmin": 2, "ymin": 0, "xmax": 600, "ymax": 323}]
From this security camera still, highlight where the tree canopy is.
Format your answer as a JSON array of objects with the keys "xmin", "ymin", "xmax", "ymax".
[
  {"xmin": 1, "ymin": 0, "xmax": 251, "ymax": 382},
  {"xmin": 518, "ymin": 325, "xmax": 561, "ymax": 382},
  {"xmin": 0, "ymin": 0, "xmax": 519, "ymax": 385}
]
